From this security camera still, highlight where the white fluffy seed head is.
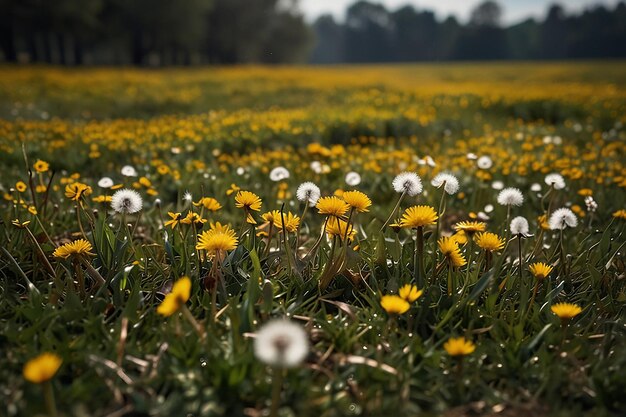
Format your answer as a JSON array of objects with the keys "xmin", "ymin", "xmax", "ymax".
[
  {"xmin": 98, "ymin": 177, "xmax": 114, "ymax": 188},
  {"xmin": 392, "ymin": 172, "xmax": 422, "ymax": 196},
  {"xmin": 491, "ymin": 181, "xmax": 504, "ymax": 190},
  {"xmin": 269, "ymin": 166, "xmax": 290, "ymax": 182},
  {"xmin": 545, "ymin": 173, "xmax": 566, "ymax": 190},
  {"xmin": 296, "ymin": 182, "xmax": 321, "ymax": 206},
  {"xmin": 510, "ymin": 216, "xmax": 530, "ymax": 236},
  {"xmin": 477, "ymin": 156, "xmax": 493, "ymax": 169},
  {"xmin": 111, "ymin": 189, "xmax": 143, "ymax": 214},
  {"xmin": 497, "ymin": 187, "xmax": 524, "ymax": 206},
  {"xmin": 549, "ymin": 208, "xmax": 578, "ymax": 230},
  {"xmin": 254, "ymin": 319, "xmax": 309, "ymax": 368},
  {"xmin": 120, "ymin": 165, "xmax": 137, "ymax": 177},
  {"xmin": 345, "ymin": 171, "xmax": 362, "ymax": 186},
  {"xmin": 431, "ymin": 172, "xmax": 459, "ymax": 195}
]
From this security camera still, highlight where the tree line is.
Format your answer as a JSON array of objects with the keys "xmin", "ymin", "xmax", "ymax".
[
  {"xmin": 311, "ymin": 1, "xmax": 626, "ymax": 63},
  {"xmin": 0, "ymin": 0, "xmax": 312, "ymax": 65},
  {"xmin": 0, "ymin": 0, "xmax": 625, "ymax": 65}
]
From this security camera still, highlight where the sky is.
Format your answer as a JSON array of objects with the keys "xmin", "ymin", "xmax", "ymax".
[{"xmin": 298, "ymin": 0, "xmax": 620, "ymax": 24}]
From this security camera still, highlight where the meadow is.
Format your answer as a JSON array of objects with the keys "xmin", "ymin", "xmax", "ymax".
[{"xmin": 0, "ymin": 62, "xmax": 625, "ymax": 417}]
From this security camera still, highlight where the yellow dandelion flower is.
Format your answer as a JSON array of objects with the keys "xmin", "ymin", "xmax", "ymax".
[
  {"xmin": 35, "ymin": 185, "xmax": 47, "ymax": 193},
  {"xmin": 157, "ymin": 276, "xmax": 192, "ymax": 317},
  {"xmin": 326, "ymin": 217, "xmax": 356, "ymax": 241},
  {"xmin": 475, "ymin": 232, "xmax": 505, "ymax": 252},
  {"xmin": 380, "ymin": 295, "xmax": 410, "ymax": 314},
  {"xmin": 33, "ymin": 159, "xmax": 50, "ymax": 173},
  {"xmin": 612, "ymin": 209, "xmax": 626, "ymax": 220},
  {"xmin": 443, "ymin": 337, "xmax": 476, "ymax": 357},
  {"xmin": 537, "ymin": 214, "xmax": 550, "ymax": 230},
  {"xmin": 138, "ymin": 177, "xmax": 152, "ymax": 187},
  {"xmin": 53, "ymin": 239, "xmax": 95, "ymax": 259},
  {"xmin": 226, "ymin": 183, "xmax": 241, "ymax": 196},
  {"xmin": 454, "ymin": 221, "xmax": 486, "ymax": 234},
  {"xmin": 65, "ymin": 182, "xmax": 92, "ymax": 201},
  {"xmin": 15, "ymin": 181, "xmax": 27, "ymax": 193},
  {"xmin": 180, "ymin": 211, "xmax": 207, "ymax": 226},
  {"xmin": 400, "ymin": 205, "xmax": 438, "ymax": 229},
  {"xmin": 23, "ymin": 353, "xmax": 62, "ymax": 384},
  {"xmin": 342, "ymin": 190, "xmax": 372, "ymax": 213},
  {"xmin": 389, "ymin": 221, "xmax": 403, "ymax": 233},
  {"xmin": 164, "ymin": 212, "xmax": 183, "ymax": 229},
  {"xmin": 551, "ymin": 302, "xmax": 582, "ymax": 320},
  {"xmin": 529, "ymin": 262, "xmax": 553, "ymax": 280},
  {"xmin": 235, "ymin": 190, "xmax": 262, "ymax": 212},
  {"xmin": 438, "ymin": 236, "xmax": 467, "ymax": 267},
  {"xmin": 28, "ymin": 206, "xmax": 37, "ymax": 215},
  {"xmin": 193, "ymin": 197, "xmax": 222, "ymax": 211},
  {"xmin": 196, "ymin": 222, "xmax": 238, "ymax": 255},
  {"xmin": 92, "ymin": 195, "xmax": 112, "ymax": 203},
  {"xmin": 398, "ymin": 284, "xmax": 423, "ymax": 303},
  {"xmin": 451, "ymin": 231, "xmax": 468, "ymax": 245},
  {"xmin": 263, "ymin": 210, "xmax": 300, "ymax": 233},
  {"xmin": 11, "ymin": 219, "xmax": 31, "ymax": 228},
  {"xmin": 317, "ymin": 196, "xmax": 350, "ymax": 218}
]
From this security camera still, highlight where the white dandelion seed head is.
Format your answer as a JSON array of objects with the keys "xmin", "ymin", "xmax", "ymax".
[
  {"xmin": 510, "ymin": 216, "xmax": 530, "ymax": 236},
  {"xmin": 269, "ymin": 166, "xmax": 290, "ymax": 182},
  {"xmin": 183, "ymin": 191, "xmax": 193, "ymax": 203},
  {"xmin": 477, "ymin": 212, "xmax": 490, "ymax": 221},
  {"xmin": 431, "ymin": 172, "xmax": 459, "ymax": 195},
  {"xmin": 424, "ymin": 156, "xmax": 436, "ymax": 167},
  {"xmin": 477, "ymin": 156, "xmax": 493, "ymax": 170},
  {"xmin": 121, "ymin": 165, "xmax": 137, "ymax": 177},
  {"xmin": 154, "ymin": 198, "xmax": 162, "ymax": 207},
  {"xmin": 466, "ymin": 153, "xmax": 478, "ymax": 160},
  {"xmin": 491, "ymin": 181, "xmax": 504, "ymax": 190},
  {"xmin": 549, "ymin": 208, "xmax": 578, "ymax": 230},
  {"xmin": 531, "ymin": 183, "xmax": 542, "ymax": 192},
  {"xmin": 484, "ymin": 204, "xmax": 494, "ymax": 213},
  {"xmin": 584, "ymin": 196, "xmax": 598, "ymax": 212},
  {"xmin": 296, "ymin": 182, "xmax": 321, "ymax": 206},
  {"xmin": 392, "ymin": 172, "xmax": 422, "ymax": 196},
  {"xmin": 236, "ymin": 167, "xmax": 245, "ymax": 176},
  {"xmin": 545, "ymin": 173, "xmax": 566, "ymax": 190},
  {"xmin": 310, "ymin": 161, "xmax": 322, "ymax": 174},
  {"xmin": 111, "ymin": 189, "xmax": 143, "ymax": 214},
  {"xmin": 497, "ymin": 187, "xmax": 524, "ymax": 206},
  {"xmin": 98, "ymin": 177, "xmax": 114, "ymax": 188},
  {"xmin": 345, "ymin": 171, "xmax": 361, "ymax": 186},
  {"xmin": 254, "ymin": 319, "xmax": 309, "ymax": 368},
  {"xmin": 553, "ymin": 136, "xmax": 563, "ymax": 145}
]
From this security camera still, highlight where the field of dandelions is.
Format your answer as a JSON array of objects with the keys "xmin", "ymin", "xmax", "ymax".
[{"xmin": 1, "ymin": 63, "xmax": 625, "ymax": 417}]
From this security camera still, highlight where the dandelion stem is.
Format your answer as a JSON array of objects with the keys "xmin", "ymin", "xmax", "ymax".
[
  {"xmin": 296, "ymin": 200, "xmax": 309, "ymax": 250},
  {"xmin": 414, "ymin": 226, "xmax": 424, "ymax": 287},
  {"xmin": 181, "ymin": 304, "xmax": 205, "ymax": 339},
  {"xmin": 269, "ymin": 367, "xmax": 285, "ymax": 417},
  {"xmin": 433, "ymin": 187, "xmax": 446, "ymax": 286},
  {"xmin": 381, "ymin": 190, "xmax": 406, "ymax": 232},
  {"xmin": 43, "ymin": 380, "xmax": 58, "ymax": 417},
  {"xmin": 280, "ymin": 205, "xmax": 294, "ymax": 276}
]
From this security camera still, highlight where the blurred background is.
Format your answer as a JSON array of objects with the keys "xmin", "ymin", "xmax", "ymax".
[{"xmin": 0, "ymin": 0, "xmax": 625, "ymax": 65}]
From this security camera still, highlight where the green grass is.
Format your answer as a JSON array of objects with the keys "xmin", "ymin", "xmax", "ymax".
[{"xmin": 0, "ymin": 63, "xmax": 625, "ymax": 416}]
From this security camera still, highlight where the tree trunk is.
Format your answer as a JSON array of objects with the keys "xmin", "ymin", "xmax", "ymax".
[
  {"xmin": 0, "ymin": 26, "xmax": 17, "ymax": 62},
  {"xmin": 74, "ymin": 37, "xmax": 84, "ymax": 65},
  {"xmin": 57, "ymin": 33, "xmax": 67, "ymax": 65}
]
